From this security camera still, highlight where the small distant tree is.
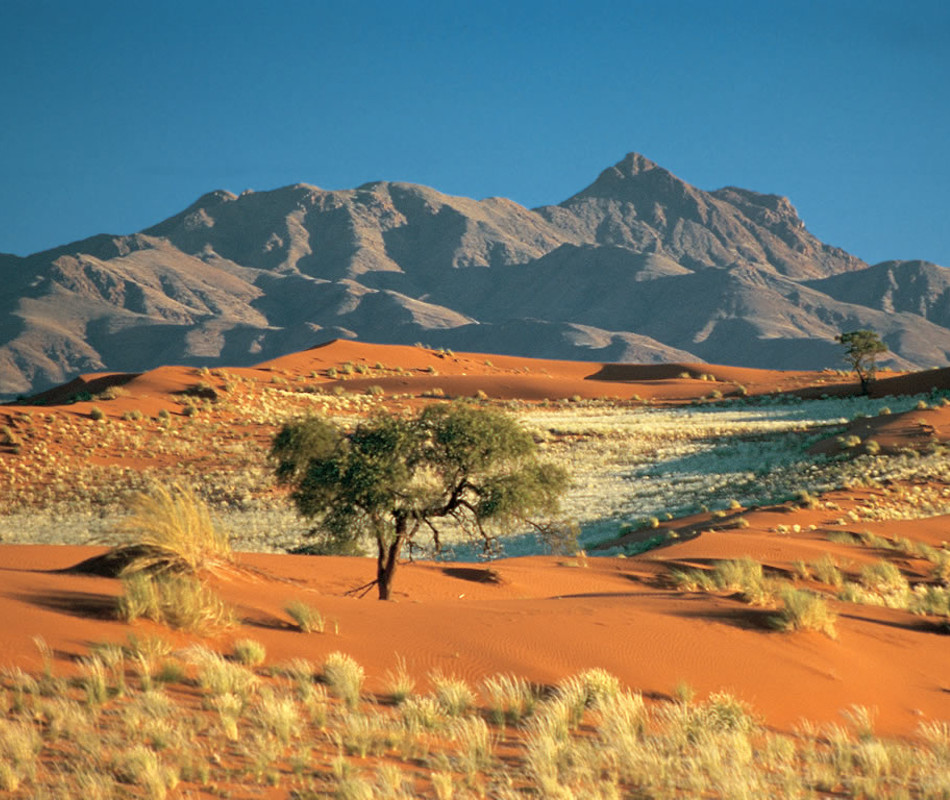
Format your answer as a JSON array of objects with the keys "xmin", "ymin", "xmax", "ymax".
[
  {"xmin": 836, "ymin": 329, "xmax": 888, "ymax": 394},
  {"xmin": 271, "ymin": 404, "xmax": 569, "ymax": 599}
]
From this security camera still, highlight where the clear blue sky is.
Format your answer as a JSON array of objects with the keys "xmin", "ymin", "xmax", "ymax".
[{"xmin": 1, "ymin": 0, "xmax": 948, "ymax": 266}]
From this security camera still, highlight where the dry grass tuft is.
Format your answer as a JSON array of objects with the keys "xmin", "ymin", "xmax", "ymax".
[
  {"xmin": 110, "ymin": 484, "xmax": 233, "ymax": 576},
  {"xmin": 119, "ymin": 573, "xmax": 236, "ymax": 632},
  {"xmin": 773, "ymin": 586, "xmax": 838, "ymax": 639}
]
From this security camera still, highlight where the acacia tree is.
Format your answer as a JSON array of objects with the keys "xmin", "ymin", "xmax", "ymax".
[
  {"xmin": 271, "ymin": 404, "xmax": 569, "ymax": 600},
  {"xmin": 836, "ymin": 329, "xmax": 888, "ymax": 395}
]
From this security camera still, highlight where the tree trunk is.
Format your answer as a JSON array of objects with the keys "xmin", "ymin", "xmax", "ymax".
[{"xmin": 376, "ymin": 519, "xmax": 406, "ymax": 600}]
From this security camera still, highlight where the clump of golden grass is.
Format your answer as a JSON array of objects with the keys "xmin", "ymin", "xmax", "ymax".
[
  {"xmin": 672, "ymin": 556, "xmax": 779, "ymax": 605},
  {"xmin": 430, "ymin": 671, "xmax": 477, "ymax": 717},
  {"xmin": 839, "ymin": 559, "xmax": 912, "ymax": 609},
  {"xmin": 285, "ymin": 600, "xmax": 325, "ymax": 633},
  {"xmin": 384, "ymin": 657, "xmax": 416, "ymax": 704},
  {"xmin": 772, "ymin": 586, "xmax": 838, "ymax": 639},
  {"xmin": 481, "ymin": 673, "xmax": 538, "ymax": 725},
  {"xmin": 118, "ymin": 573, "xmax": 236, "ymax": 633},
  {"xmin": 321, "ymin": 652, "xmax": 365, "ymax": 710},
  {"xmin": 232, "ymin": 638, "xmax": 267, "ymax": 666},
  {"xmin": 811, "ymin": 553, "xmax": 844, "ymax": 588},
  {"xmin": 112, "ymin": 483, "xmax": 233, "ymax": 576}
]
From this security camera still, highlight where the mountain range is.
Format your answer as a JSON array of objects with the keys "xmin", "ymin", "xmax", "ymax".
[{"xmin": 3, "ymin": 151, "xmax": 950, "ymax": 399}]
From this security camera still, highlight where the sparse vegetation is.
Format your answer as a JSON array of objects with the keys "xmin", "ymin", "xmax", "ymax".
[
  {"xmin": 232, "ymin": 638, "xmax": 267, "ymax": 666},
  {"xmin": 672, "ymin": 557, "xmax": 778, "ymax": 605},
  {"xmin": 384, "ymin": 657, "xmax": 416, "ymax": 704},
  {"xmin": 1, "ymin": 646, "xmax": 929, "ymax": 799},
  {"xmin": 321, "ymin": 652, "xmax": 365, "ymax": 710},
  {"xmin": 430, "ymin": 672, "xmax": 476, "ymax": 717}
]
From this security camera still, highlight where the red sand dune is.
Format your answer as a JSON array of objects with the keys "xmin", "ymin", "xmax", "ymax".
[
  {"xmin": 3, "ymin": 340, "xmax": 950, "ymax": 738},
  {"xmin": 2, "ymin": 510, "xmax": 950, "ymax": 738}
]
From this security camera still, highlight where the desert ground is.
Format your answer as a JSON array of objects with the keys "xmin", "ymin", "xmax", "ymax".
[{"xmin": 2, "ymin": 340, "xmax": 950, "ymax": 798}]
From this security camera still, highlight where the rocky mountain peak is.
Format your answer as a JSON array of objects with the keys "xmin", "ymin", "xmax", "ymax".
[
  {"xmin": 612, "ymin": 152, "xmax": 661, "ymax": 177},
  {"xmin": 2, "ymin": 152, "xmax": 948, "ymax": 400},
  {"xmin": 563, "ymin": 152, "xmax": 688, "ymax": 205}
]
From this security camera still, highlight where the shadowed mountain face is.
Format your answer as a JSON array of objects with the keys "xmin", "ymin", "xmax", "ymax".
[{"xmin": 2, "ymin": 153, "xmax": 948, "ymax": 398}]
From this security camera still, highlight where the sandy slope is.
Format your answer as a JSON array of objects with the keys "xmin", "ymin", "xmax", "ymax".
[{"xmin": 1, "ymin": 529, "xmax": 949, "ymax": 737}]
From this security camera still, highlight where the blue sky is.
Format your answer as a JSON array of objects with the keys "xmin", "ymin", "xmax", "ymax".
[{"xmin": 2, "ymin": 0, "xmax": 948, "ymax": 266}]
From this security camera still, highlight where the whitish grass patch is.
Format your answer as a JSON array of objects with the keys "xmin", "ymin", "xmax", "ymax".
[{"xmin": 384, "ymin": 657, "xmax": 416, "ymax": 704}]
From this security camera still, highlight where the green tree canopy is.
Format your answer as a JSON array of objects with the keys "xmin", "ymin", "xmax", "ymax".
[
  {"xmin": 271, "ymin": 404, "xmax": 569, "ymax": 599},
  {"xmin": 836, "ymin": 329, "xmax": 888, "ymax": 394}
]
